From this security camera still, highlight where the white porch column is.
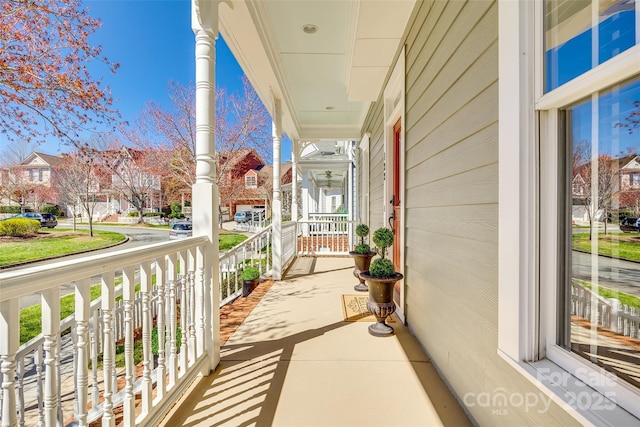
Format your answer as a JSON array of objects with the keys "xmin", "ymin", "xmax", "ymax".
[
  {"xmin": 272, "ymin": 99, "xmax": 283, "ymax": 280},
  {"xmin": 192, "ymin": 0, "xmax": 221, "ymax": 372},
  {"xmin": 291, "ymin": 144, "xmax": 298, "ymax": 220}
]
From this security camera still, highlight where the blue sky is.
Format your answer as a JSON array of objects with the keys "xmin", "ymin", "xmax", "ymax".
[{"xmin": 36, "ymin": 0, "xmax": 290, "ymax": 161}]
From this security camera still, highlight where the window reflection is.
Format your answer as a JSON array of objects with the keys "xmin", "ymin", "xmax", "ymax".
[
  {"xmin": 566, "ymin": 76, "xmax": 640, "ymax": 392},
  {"xmin": 545, "ymin": 0, "xmax": 637, "ymax": 92}
]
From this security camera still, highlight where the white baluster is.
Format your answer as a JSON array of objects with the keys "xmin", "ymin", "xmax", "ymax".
[
  {"xmin": 56, "ymin": 338, "xmax": 62, "ymax": 424},
  {"xmin": 139, "ymin": 261, "xmax": 153, "ymax": 416},
  {"xmin": 89, "ymin": 312, "xmax": 99, "ymax": 410},
  {"xmin": 179, "ymin": 250, "xmax": 188, "ymax": 374},
  {"xmin": 121, "ymin": 267, "xmax": 135, "ymax": 426},
  {"xmin": 196, "ymin": 245, "xmax": 205, "ymax": 358},
  {"xmin": 188, "ymin": 247, "xmax": 197, "ymax": 366},
  {"xmin": 155, "ymin": 256, "xmax": 167, "ymax": 400},
  {"xmin": 1, "ymin": 299, "xmax": 19, "ymax": 427},
  {"xmin": 74, "ymin": 278, "xmax": 90, "ymax": 427},
  {"xmin": 41, "ymin": 289, "xmax": 60, "ymax": 427},
  {"xmin": 16, "ymin": 356, "xmax": 24, "ymax": 427},
  {"xmin": 167, "ymin": 253, "xmax": 178, "ymax": 385},
  {"xmin": 100, "ymin": 271, "xmax": 115, "ymax": 427},
  {"xmin": 35, "ymin": 343, "xmax": 44, "ymax": 426}
]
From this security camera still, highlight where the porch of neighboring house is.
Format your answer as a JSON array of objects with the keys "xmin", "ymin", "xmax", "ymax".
[{"xmin": 160, "ymin": 256, "xmax": 472, "ymax": 427}]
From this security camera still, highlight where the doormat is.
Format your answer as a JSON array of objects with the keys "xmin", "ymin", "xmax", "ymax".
[{"xmin": 341, "ymin": 294, "xmax": 395, "ymax": 323}]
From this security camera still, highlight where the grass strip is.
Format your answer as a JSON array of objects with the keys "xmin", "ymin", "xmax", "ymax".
[
  {"xmin": 0, "ymin": 229, "xmax": 126, "ymax": 266},
  {"xmin": 572, "ymin": 232, "xmax": 640, "ymax": 262}
]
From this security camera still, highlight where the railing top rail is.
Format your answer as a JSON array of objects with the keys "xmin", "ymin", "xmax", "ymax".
[
  {"xmin": 571, "ymin": 280, "xmax": 613, "ymax": 306},
  {"xmin": 298, "ymin": 219, "xmax": 356, "ymax": 223},
  {"xmin": 0, "ymin": 235, "xmax": 209, "ymax": 302}
]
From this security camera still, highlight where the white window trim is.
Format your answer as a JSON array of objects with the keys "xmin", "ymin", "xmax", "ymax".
[{"xmin": 498, "ymin": 0, "xmax": 640, "ymax": 423}]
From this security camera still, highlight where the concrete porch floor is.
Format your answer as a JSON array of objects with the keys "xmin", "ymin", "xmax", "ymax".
[{"xmin": 160, "ymin": 257, "xmax": 472, "ymax": 427}]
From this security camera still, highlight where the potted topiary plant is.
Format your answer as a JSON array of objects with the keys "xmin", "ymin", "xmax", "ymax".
[
  {"xmin": 358, "ymin": 227, "xmax": 403, "ymax": 337},
  {"xmin": 241, "ymin": 266, "xmax": 260, "ymax": 297},
  {"xmin": 349, "ymin": 223, "xmax": 376, "ymax": 292}
]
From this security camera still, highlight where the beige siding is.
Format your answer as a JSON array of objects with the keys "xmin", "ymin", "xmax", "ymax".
[
  {"xmin": 362, "ymin": 100, "xmax": 385, "ymax": 230},
  {"xmin": 361, "ymin": 1, "xmax": 579, "ymax": 425}
]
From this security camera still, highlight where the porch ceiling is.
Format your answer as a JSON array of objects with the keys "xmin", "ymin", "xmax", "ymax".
[{"xmin": 218, "ymin": 0, "xmax": 416, "ymax": 143}]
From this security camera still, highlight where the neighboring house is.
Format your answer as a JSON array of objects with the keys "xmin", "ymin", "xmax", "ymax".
[
  {"xmin": 229, "ymin": 162, "xmax": 293, "ymax": 218},
  {"xmin": 108, "ymin": 147, "xmax": 162, "ymax": 214},
  {"xmin": 0, "ymin": 151, "xmax": 63, "ymax": 211},
  {"xmin": 215, "ymin": 148, "xmax": 296, "ymax": 218},
  {"xmin": 572, "ymin": 154, "xmax": 640, "ymax": 221},
  {"xmin": 620, "ymin": 155, "xmax": 640, "ymax": 190},
  {"xmin": 217, "ymin": 148, "xmax": 264, "ymax": 185},
  {"xmin": 19, "ymin": 152, "xmax": 64, "ymax": 187}
]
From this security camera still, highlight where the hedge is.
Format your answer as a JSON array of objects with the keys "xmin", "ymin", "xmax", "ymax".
[
  {"xmin": 0, "ymin": 206, "xmax": 23, "ymax": 214},
  {"xmin": 0, "ymin": 218, "xmax": 41, "ymax": 237}
]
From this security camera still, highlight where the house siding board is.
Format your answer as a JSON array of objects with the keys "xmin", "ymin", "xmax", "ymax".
[
  {"xmin": 359, "ymin": 0, "xmax": 579, "ymax": 424},
  {"xmin": 366, "ymin": 101, "xmax": 385, "ymax": 230},
  {"xmin": 406, "ymin": 81, "xmax": 499, "ymax": 166}
]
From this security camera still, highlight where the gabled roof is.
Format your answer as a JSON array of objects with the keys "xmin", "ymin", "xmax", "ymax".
[
  {"xmin": 218, "ymin": 148, "xmax": 265, "ymax": 170},
  {"xmin": 621, "ymin": 155, "xmax": 640, "ymax": 171},
  {"xmin": 20, "ymin": 152, "xmax": 64, "ymax": 167}
]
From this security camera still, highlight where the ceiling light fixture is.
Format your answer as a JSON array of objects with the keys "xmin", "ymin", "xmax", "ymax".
[{"xmin": 302, "ymin": 24, "xmax": 318, "ymax": 34}]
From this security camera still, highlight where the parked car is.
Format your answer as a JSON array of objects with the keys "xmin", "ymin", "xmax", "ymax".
[
  {"xmin": 620, "ymin": 217, "xmax": 639, "ymax": 232},
  {"xmin": 234, "ymin": 211, "xmax": 252, "ymax": 223},
  {"xmin": 251, "ymin": 210, "xmax": 265, "ymax": 221},
  {"xmin": 169, "ymin": 221, "xmax": 192, "ymax": 239},
  {"xmin": 13, "ymin": 212, "xmax": 58, "ymax": 228}
]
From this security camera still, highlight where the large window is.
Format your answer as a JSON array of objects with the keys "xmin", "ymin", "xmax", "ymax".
[
  {"xmin": 541, "ymin": 0, "xmax": 640, "ymax": 416},
  {"xmin": 544, "ymin": 0, "xmax": 637, "ymax": 92},
  {"xmin": 499, "ymin": 0, "xmax": 639, "ymax": 420},
  {"xmin": 560, "ymin": 76, "xmax": 640, "ymax": 394}
]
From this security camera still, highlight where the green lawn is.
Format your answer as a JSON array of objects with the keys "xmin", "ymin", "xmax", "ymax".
[
  {"xmin": 219, "ymin": 233, "xmax": 248, "ymax": 250},
  {"xmin": 572, "ymin": 232, "xmax": 640, "ymax": 262},
  {"xmin": 0, "ymin": 229, "xmax": 126, "ymax": 266}
]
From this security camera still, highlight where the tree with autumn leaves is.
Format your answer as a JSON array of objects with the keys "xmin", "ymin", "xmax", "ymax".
[
  {"xmin": 53, "ymin": 146, "xmax": 113, "ymax": 236},
  {"xmin": 0, "ymin": 0, "xmax": 120, "ymax": 145},
  {"xmin": 123, "ymin": 78, "xmax": 272, "ymax": 210}
]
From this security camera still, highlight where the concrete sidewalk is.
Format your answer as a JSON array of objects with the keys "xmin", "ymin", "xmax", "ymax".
[{"xmin": 161, "ymin": 257, "xmax": 472, "ymax": 426}]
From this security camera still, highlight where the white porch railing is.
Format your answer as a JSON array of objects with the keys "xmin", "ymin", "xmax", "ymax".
[
  {"xmin": 282, "ymin": 221, "xmax": 297, "ymax": 270},
  {"xmin": 571, "ymin": 281, "xmax": 640, "ymax": 338},
  {"xmin": 0, "ymin": 237, "xmax": 212, "ymax": 427},
  {"xmin": 0, "ymin": 225, "xmax": 274, "ymax": 427},
  {"xmin": 219, "ymin": 226, "xmax": 272, "ymax": 306},
  {"xmin": 296, "ymin": 218, "xmax": 356, "ymax": 256}
]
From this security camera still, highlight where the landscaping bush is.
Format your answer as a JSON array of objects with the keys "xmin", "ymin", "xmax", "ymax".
[
  {"xmin": 0, "ymin": 218, "xmax": 41, "ymax": 237},
  {"xmin": 41, "ymin": 204, "xmax": 64, "ymax": 217},
  {"xmin": 241, "ymin": 266, "xmax": 260, "ymax": 281},
  {"xmin": 168, "ymin": 203, "xmax": 185, "ymax": 219},
  {"xmin": 0, "ymin": 206, "xmax": 22, "ymax": 214},
  {"xmin": 354, "ymin": 243, "xmax": 372, "ymax": 254},
  {"xmin": 369, "ymin": 258, "xmax": 396, "ymax": 278}
]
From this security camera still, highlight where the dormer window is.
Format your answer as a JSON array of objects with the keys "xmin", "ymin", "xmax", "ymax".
[{"xmin": 245, "ymin": 170, "xmax": 257, "ymax": 188}]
